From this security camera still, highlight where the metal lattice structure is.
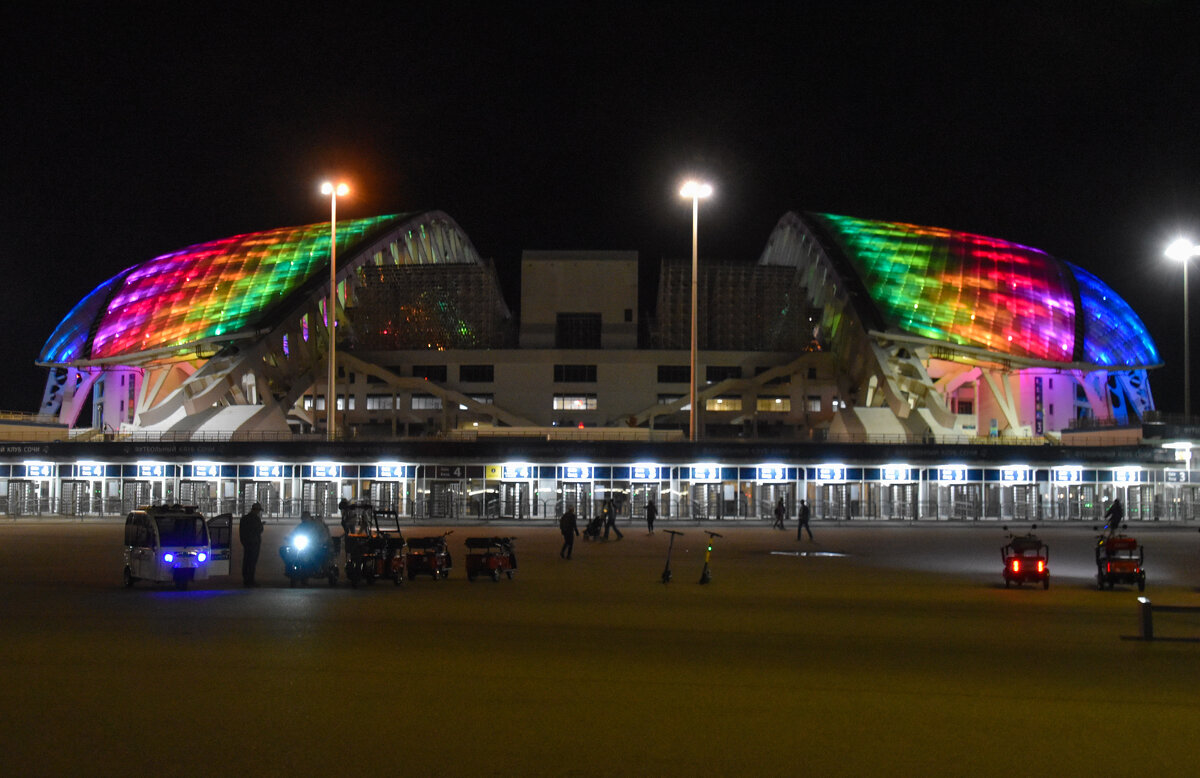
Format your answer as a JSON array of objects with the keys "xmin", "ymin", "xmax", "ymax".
[
  {"xmin": 651, "ymin": 259, "xmax": 820, "ymax": 352},
  {"xmin": 350, "ymin": 263, "xmax": 515, "ymax": 350}
]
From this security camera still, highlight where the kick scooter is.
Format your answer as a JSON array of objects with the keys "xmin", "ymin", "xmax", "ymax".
[
  {"xmin": 699, "ymin": 531, "xmax": 722, "ymax": 584},
  {"xmin": 661, "ymin": 530, "xmax": 684, "ymax": 583}
]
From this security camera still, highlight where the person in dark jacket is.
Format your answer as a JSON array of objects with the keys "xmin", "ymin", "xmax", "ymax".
[
  {"xmin": 646, "ymin": 499, "xmax": 658, "ymax": 535},
  {"xmin": 559, "ymin": 508, "xmax": 580, "ymax": 559},
  {"xmin": 602, "ymin": 498, "xmax": 623, "ymax": 540},
  {"xmin": 239, "ymin": 502, "xmax": 264, "ymax": 586},
  {"xmin": 1104, "ymin": 497, "xmax": 1124, "ymax": 534},
  {"xmin": 796, "ymin": 499, "xmax": 813, "ymax": 541},
  {"xmin": 773, "ymin": 498, "xmax": 786, "ymax": 529}
]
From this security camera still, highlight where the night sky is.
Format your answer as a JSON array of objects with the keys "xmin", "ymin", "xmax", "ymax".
[{"xmin": 4, "ymin": 2, "xmax": 1200, "ymax": 415}]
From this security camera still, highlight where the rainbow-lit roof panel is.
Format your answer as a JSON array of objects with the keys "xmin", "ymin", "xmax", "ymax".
[
  {"xmin": 811, "ymin": 213, "xmax": 1159, "ymax": 368},
  {"xmin": 39, "ymin": 215, "xmax": 402, "ymax": 365},
  {"xmin": 1068, "ymin": 261, "xmax": 1160, "ymax": 367}
]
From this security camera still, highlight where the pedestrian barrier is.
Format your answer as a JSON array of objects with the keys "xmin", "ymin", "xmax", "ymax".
[{"xmin": 1137, "ymin": 596, "xmax": 1200, "ymax": 641}]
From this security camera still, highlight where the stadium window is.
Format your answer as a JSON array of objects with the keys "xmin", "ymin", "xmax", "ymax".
[
  {"xmin": 555, "ymin": 313, "xmax": 601, "ymax": 349},
  {"xmin": 366, "ymin": 395, "xmax": 394, "ymax": 411},
  {"xmin": 335, "ymin": 396, "xmax": 355, "ymax": 411},
  {"xmin": 957, "ymin": 400, "xmax": 973, "ymax": 415},
  {"xmin": 459, "ymin": 364, "xmax": 494, "ymax": 383},
  {"xmin": 705, "ymin": 365, "xmax": 741, "ymax": 383},
  {"xmin": 657, "ymin": 394, "xmax": 684, "ymax": 405},
  {"xmin": 624, "ymin": 308, "xmax": 633, "ymax": 322},
  {"xmin": 806, "ymin": 395, "xmax": 822, "ymax": 412},
  {"xmin": 413, "ymin": 365, "xmax": 448, "ymax": 382},
  {"xmin": 705, "ymin": 396, "xmax": 741, "ymax": 412},
  {"xmin": 553, "ymin": 393, "xmax": 597, "ymax": 410},
  {"xmin": 757, "ymin": 396, "xmax": 791, "ymax": 412},
  {"xmin": 302, "ymin": 395, "xmax": 314, "ymax": 411},
  {"xmin": 468, "ymin": 393, "xmax": 494, "ymax": 405},
  {"xmin": 807, "ymin": 367, "xmax": 817, "ymax": 379},
  {"xmin": 554, "ymin": 364, "xmax": 597, "ymax": 382},
  {"xmin": 412, "ymin": 393, "xmax": 443, "ymax": 410},
  {"xmin": 657, "ymin": 365, "xmax": 689, "ymax": 383}
]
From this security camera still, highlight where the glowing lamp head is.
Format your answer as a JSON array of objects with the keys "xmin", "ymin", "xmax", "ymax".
[
  {"xmin": 321, "ymin": 181, "xmax": 350, "ymax": 197},
  {"xmin": 163, "ymin": 552, "xmax": 174, "ymax": 563},
  {"xmin": 293, "ymin": 534, "xmax": 310, "ymax": 551},
  {"xmin": 1166, "ymin": 238, "xmax": 1199, "ymax": 262},
  {"xmin": 679, "ymin": 180, "xmax": 713, "ymax": 200},
  {"xmin": 198, "ymin": 552, "xmax": 207, "ymax": 563}
]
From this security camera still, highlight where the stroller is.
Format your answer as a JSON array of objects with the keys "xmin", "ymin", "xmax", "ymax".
[{"xmin": 582, "ymin": 513, "xmax": 603, "ymax": 542}]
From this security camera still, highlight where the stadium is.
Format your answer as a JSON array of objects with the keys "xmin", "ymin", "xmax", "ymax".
[{"xmin": 1, "ymin": 209, "xmax": 1191, "ymax": 523}]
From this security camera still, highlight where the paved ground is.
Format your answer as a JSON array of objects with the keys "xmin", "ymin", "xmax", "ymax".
[{"xmin": 0, "ymin": 518, "xmax": 1198, "ymax": 776}]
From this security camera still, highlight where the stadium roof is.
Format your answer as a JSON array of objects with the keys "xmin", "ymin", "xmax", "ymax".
[
  {"xmin": 808, "ymin": 213, "xmax": 1161, "ymax": 370},
  {"xmin": 38, "ymin": 214, "xmax": 411, "ymax": 367}
]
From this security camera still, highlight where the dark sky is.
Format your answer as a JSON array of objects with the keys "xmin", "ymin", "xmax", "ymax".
[{"xmin": 4, "ymin": 1, "xmax": 1200, "ymax": 414}]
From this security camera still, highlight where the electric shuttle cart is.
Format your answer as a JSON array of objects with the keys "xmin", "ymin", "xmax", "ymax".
[
  {"xmin": 1095, "ymin": 534, "xmax": 1145, "ymax": 591},
  {"xmin": 374, "ymin": 509, "xmax": 408, "ymax": 585},
  {"xmin": 123, "ymin": 505, "xmax": 231, "ymax": 590},
  {"xmin": 464, "ymin": 536, "xmax": 518, "ymax": 582},
  {"xmin": 406, "ymin": 531, "xmax": 453, "ymax": 580},
  {"xmin": 1001, "ymin": 530, "xmax": 1050, "ymax": 589},
  {"xmin": 343, "ymin": 502, "xmax": 389, "ymax": 587}
]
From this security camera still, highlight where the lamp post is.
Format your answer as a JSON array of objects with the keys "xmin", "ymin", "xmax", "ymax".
[
  {"xmin": 680, "ymin": 180, "xmax": 713, "ymax": 441},
  {"xmin": 321, "ymin": 181, "xmax": 349, "ymax": 441},
  {"xmin": 1166, "ymin": 237, "xmax": 1200, "ymax": 419}
]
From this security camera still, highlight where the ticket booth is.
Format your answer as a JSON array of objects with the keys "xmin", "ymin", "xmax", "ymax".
[
  {"xmin": 244, "ymin": 463, "xmax": 289, "ymax": 517},
  {"xmin": 877, "ymin": 465, "xmax": 917, "ymax": 520},
  {"xmin": 757, "ymin": 465, "xmax": 795, "ymax": 520},
  {"xmin": 301, "ymin": 463, "xmax": 344, "ymax": 518},
  {"xmin": 179, "ymin": 462, "xmax": 223, "ymax": 515}
]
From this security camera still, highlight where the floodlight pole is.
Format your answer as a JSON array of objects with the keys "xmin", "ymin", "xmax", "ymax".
[
  {"xmin": 680, "ymin": 181, "xmax": 712, "ymax": 441},
  {"xmin": 1166, "ymin": 238, "xmax": 1200, "ymax": 419},
  {"xmin": 322, "ymin": 182, "xmax": 348, "ymax": 441}
]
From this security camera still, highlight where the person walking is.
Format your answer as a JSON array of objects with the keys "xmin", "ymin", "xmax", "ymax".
[
  {"xmin": 646, "ymin": 499, "xmax": 658, "ymax": 534},
  {"xmin": 772, "ymin": 497, "xmax": 787, "ymax": 529},
  {"xmin": 559, "ymin": 507, "xmax": 579, "ymax": 559},
  {"xmin": 239, "ymin": 501, "xmax": 264, "ymax": 586},
  {"xmin": 602, "ymin": 498, "xmax": 623, "ymax": 540},
  {"xmin": 796, "ymin": 499, "xmax": 813, "ymax": 541}
]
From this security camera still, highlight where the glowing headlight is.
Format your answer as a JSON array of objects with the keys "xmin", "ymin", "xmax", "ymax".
[
  {"xmin": 294, "ymin": 534, "xmax": 310, "ymax": 551},
  {"xmin": 164, "ymin": 553, "xmax": 174, "ymax": 563},
  {"xmin": 198, "ymin": 552, "xmax": 207, "ymax": 563}
]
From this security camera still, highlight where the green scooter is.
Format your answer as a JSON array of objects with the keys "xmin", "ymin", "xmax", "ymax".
[{"xmin": 699, "ymin": 531, "xmax": 722, "ymax": 584}]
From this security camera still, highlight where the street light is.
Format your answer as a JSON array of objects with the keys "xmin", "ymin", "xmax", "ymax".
[
  {"xmin": 1166, "ymin": 237, "xmax": 1200, "ymax": 419},
  {"xmin": 321, "ymin": 181, "xmax": 349, "ymax": 441},
  {"xmin": 680, "ymin": 180, "xmax": 713, "ymax": 441}
]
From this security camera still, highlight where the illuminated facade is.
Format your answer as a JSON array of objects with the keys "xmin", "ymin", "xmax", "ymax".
[{"xmin": 35, "ymin": 210, "xmax": 1159, "ymax": 443}]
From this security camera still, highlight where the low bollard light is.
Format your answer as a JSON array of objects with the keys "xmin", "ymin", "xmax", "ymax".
[{"xmin": 1138, "ymin": 596, "xmax": 1154, "ymax": 640}]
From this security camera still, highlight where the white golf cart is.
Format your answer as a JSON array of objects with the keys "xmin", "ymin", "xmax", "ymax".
[{"xmin": 122, "ymin": 505, "xmax": 231, "ymax": 590}]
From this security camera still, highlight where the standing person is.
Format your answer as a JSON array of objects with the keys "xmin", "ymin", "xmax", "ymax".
[
  {"xmin": 559, "ymin": 507, "xmax": 579, "ymax": 559},
  {"xmin": 338, "ymin": 498, "xmax": 352, "ymax": 557},
  {"xmin": 602, "ymin": 498, "xmax": 623, "ymax": 540},
  {"xmin": 773, "ymin": 497, "xmax": 786, "ymax": 529},
  {"xmin": 1104, "ymin": 497, "xmax": 1124, "ymax": 534},
  {"xmin": 646, "ymin": 498, "xmax": 658, "ymax": 535},
  {"xmin": 796, "ymin": 499, "xmax": 813, "ymax": 541},
  {"xmin": 239, "ymin": 501, "xmax": 264, "ymax": 586}
]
